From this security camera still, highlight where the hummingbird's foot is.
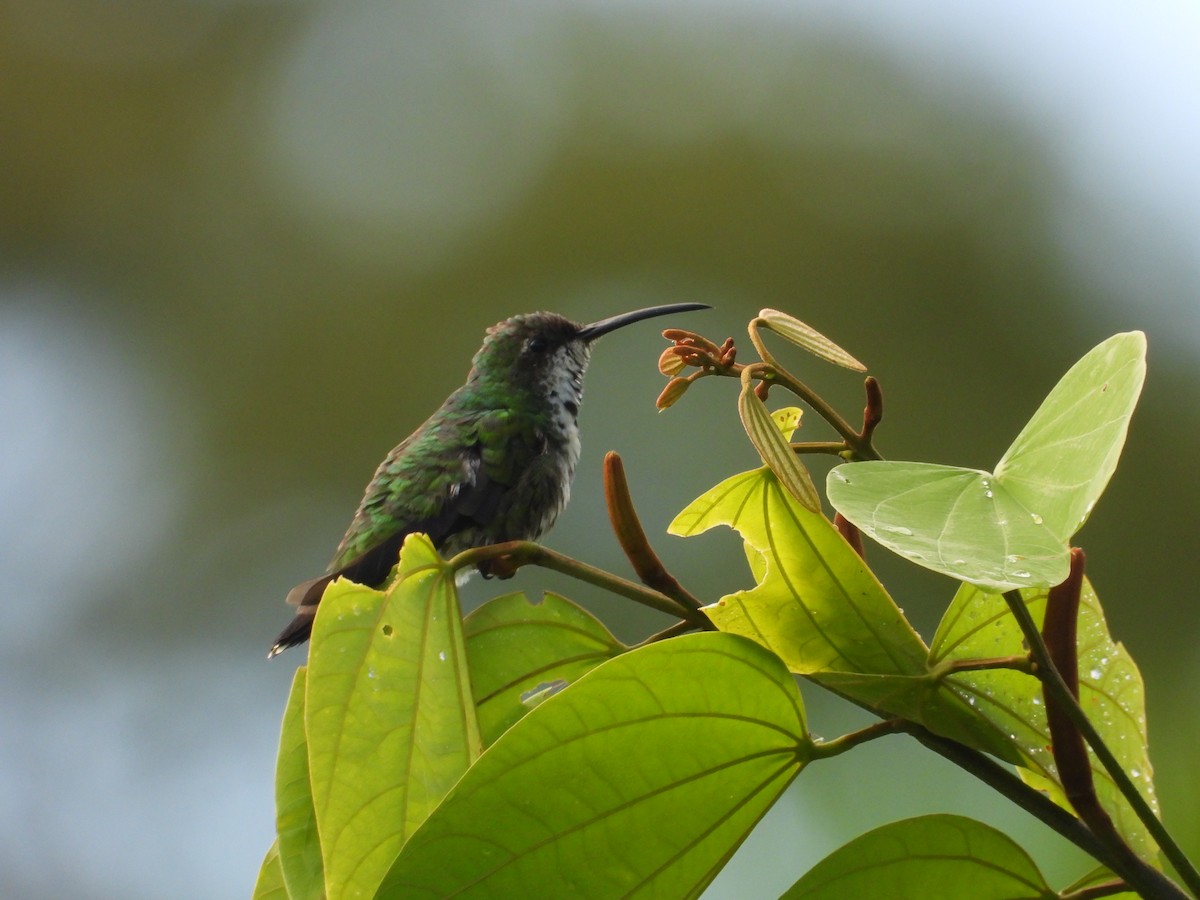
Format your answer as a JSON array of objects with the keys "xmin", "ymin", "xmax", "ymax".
[{"xmin": 477, "ymin": 555, "xmax": 520, "ymax": 580}]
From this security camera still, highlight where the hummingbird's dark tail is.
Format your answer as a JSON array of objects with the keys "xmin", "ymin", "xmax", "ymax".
[
  {"xmin": 268, "ymin": 613, "xmax": 313, "ymax": 658},
  {"xmin": 268, "ymin": 530, "xmax": 414, "ymax": 658},
  {"xmin": 267, "ymin": 574, "xmax": 333, "ymax": 658}
]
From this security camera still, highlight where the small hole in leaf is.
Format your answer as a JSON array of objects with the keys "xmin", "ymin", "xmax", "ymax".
[{"xmin": 382, "ymin": 624, "xmax": 393, "ymax": 637}]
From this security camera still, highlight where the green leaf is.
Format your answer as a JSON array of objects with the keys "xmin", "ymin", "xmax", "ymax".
[
  {"xmin": 780, "ymin": 814, "xmax": 1054, "ymax": 899},
  {"xmin": 377, "ymin": 633, "xmax": 811, "ymax": 899},
  {"xmin": 994, "ymin": 331, "xmax": 1146, "ymax": 540},
  {"xmin": 305, "ymin": 534, "xmax": 480, "ymax": 900},
  {"xmin": 826, "ymin": 462, "xmax": 1069, "ymax": 591},
  {"xmin": 808, "ymin": 575, "xmax": 1161, "ymax": 866},
  {"xmin": 463, "ymin": 591, "xmax": 627, "ymax": 746},
  {"xmin": 771, "ymin": 405, "xmax": 803, "ymax": 440},
  {"xmin": 738, "ymin": 382, "xmax": 821, "ymax": 511},
  {"xmin": 826, "ymin": 332, "xmax": 1146, "ymax": 589},
  {"xmin": 670, "ymin": 468, "xmax": 927, "ymax": 676},
  {"xmin": 930, "ymin": 580, "xmax": 1158, "ymax": 862},
  {"xmin": 252, "ymin": 841, "xmax": 289, "ymax": 900},
  {"xmin": 756, "ymin": 308, "xmax": 867, "ymax": 371},
  {"xmin": 275, "ymin": 667, "xmax": 324, "ymax": 900}
]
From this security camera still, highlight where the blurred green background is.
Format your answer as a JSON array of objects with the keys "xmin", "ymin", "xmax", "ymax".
[{"xmin": 2, "ymin": 2, "xmax": 1198, "ymax": 897}]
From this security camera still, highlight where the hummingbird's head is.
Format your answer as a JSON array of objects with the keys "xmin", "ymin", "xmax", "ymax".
[
  {"xmin": 469, "ymin": 313, "xmax": 592, "ymax": 405},
  {"xmin": 467, "ymin": 303, "xmax": 711, "ymax": 408}
]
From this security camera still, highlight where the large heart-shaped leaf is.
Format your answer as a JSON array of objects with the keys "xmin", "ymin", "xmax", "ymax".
[
  {"xmin": 994, "ymin": 331, "xmax": 1147, "ymax": 540},
  {"xmin": 826, "ymin": 462, "xmax": 1068, "ymax": 590},
  {"xmin": 377, "ymin": 633, "xmax": 811, "ymax": 899},
  {"xmin": 827, "ymin": 332, "xmax": 1146, "ymax": 589},
  {"xmin": 305, "ymin": 534, "xmax": 480, "ymax": 900}
]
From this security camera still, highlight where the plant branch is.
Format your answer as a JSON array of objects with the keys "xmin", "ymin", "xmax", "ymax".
[
  {"xmin": 1042, "ymin": 550, "xmax": 1151, "ymax": 888},
  {"xmin": 807, "ymin": 680, "xmax": 1119, "ymax": 872},
  {"xmin": 447, "ymin": 541, "xmax": 706, "ymax": 625},
  {"xmin": 816, "ymin": 704, "xmax": 1189, "ymax": 899},
  {"xmin": 742, "ymin": 361, "xmax": 873, "ymax": 458},
  {"xmin": 661, "ymin": 327, "xmax": 883, "ymax": 460},
  {"xmin": 1002, "ymin": 586, "xmax": 1200, "ymax": 898},
  {"xmin": 899, "ymin": 722, "xmax": 1110, "ymax": 860}
]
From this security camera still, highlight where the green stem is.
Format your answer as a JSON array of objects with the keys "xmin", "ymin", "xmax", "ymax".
[
  {"xmin": 928, "ymin": 654, "xmax": 1035, "ymax": 678},
  {"xmin": 633, "ymin": 619, "xmax": 702, "ymax": 648},
  {"xmin": 808, "ymin": 718, "xmax": 906, "ymax": 760},
  {"xmin": 753, "ymin": 362, "xmax": 872, "ymax": 457},
  {"xmin": 741, "ymin": 357, "xmax": 880, "ymax": 461},
  {"xmin": 717, "ymin": 323, "xmax": 882, "ymax": 459},
  {"xmin": 747, "ymin": 317, "xmax": 783, "ymax": 371},
  {"xmin": 1002, "ymin": 590, "xmax": 1200, "ymax": 898},
  {"xmin": 789, "ymin": 441, "xmax": 851, "ymax": 456}
]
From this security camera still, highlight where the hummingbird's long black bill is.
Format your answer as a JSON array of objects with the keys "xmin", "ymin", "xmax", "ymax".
[{"xmin": 576, "ymin": 302, "xmax": 710, "ymax": 341}]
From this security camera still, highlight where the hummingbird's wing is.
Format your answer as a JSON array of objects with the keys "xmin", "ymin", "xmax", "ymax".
[
  {"xmin": 326, "ymin": 408, "xmax": 530, "ymax": 575},
  {"xmin": 270, "ymin": 410, "xmax": 537, "ymax": 656}
]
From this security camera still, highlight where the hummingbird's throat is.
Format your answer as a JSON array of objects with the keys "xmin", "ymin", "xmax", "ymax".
[
  {"xmin": 547, "ymin": 348, "xmax": 586, "ymax": 423},
  {"xmin": 543, "ymin": 344, "xmax": 588, "ymax": 470}
]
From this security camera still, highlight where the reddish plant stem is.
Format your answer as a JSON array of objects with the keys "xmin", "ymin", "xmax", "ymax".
[{"xmin": 834, "ymin": 512, "xmax": 865, "ymax": 560}]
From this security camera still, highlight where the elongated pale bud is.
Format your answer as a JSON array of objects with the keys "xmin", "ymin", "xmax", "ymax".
[{"xmin": 756, "ymin": 309, "xmax": 866, "ymax": 371}]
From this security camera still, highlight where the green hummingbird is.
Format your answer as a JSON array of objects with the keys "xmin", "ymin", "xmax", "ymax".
[{"xmin": 269, "ymin": 302, "xmax": 709, "ymax": 656}]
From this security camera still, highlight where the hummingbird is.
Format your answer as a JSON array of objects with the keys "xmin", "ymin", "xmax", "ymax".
[{"xmin": 269, "ymin": 302, "xmax": 709, "ymax": 657}]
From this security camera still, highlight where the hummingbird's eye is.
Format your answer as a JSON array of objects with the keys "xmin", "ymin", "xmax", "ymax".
[{"xmin": 524, "ymin": 336, "xmax": 548, "ymax": 354}]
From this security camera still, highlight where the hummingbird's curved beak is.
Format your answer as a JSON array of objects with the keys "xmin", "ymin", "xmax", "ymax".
[{"xmin": 577, "ymin": 302, "xmax": 711, "ymax": 342}]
